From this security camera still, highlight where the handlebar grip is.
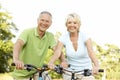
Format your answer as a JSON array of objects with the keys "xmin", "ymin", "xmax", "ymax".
[
  {"xmin": 11, "ymin": 63, "xmax": 15, "ymax": 66},
  {"xmin": 68, "ymin": 64, "xmax": 70, "ymax": 67},
  {"xmin": 98, "ymin": 69, "xmax": 104, "ymax": 72}
]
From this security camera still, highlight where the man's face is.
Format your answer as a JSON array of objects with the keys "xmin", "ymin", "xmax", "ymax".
[{"xmin": 37, "ymin": 13, "xmax": 52, "ymax": 32}]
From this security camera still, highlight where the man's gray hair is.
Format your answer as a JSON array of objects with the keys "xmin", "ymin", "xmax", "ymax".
[{"xmin": 40, "ymin": 11, "xmax": 52, "ymax": 17}]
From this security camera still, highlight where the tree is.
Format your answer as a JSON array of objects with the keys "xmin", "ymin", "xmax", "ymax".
[
  {"xmin": 94, "ymin": 42, "xmax": 120, "ymax": 79},
  {"xmin": 0, "ymin": 4, "xmax": 18, "ymax": 73}
]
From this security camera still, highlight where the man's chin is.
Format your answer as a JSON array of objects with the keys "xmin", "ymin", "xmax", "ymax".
[{"xmin": 40, "ymin": 29, "xmax": 46, "ymax": 32}]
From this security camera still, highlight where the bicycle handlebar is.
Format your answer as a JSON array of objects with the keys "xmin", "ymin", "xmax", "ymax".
[
  {"xmin": 11, "ymin": 63, "xmax": 67, "ymax": 73},
  {"xmin": 12, "ymin": 63, "xmax": 104, "ymax": 76},
  {"xmin": 11, "ymin": 63, "xmax": 49, "ymax": 72},
  {"xmin": 53, "ymin": 65, "xmax": 104, "ymax": 76},
  {"xmin": 11, "ymin": 63, "xmax": 62, "ymax": 73}
]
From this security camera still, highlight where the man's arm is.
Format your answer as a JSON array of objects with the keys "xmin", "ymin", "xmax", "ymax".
[
  {"xmin": 50, "ymin": 41, "xmax": 68, "ymax": 68},
  {"xmin": 13, "ymin": 39, "xmax": 24, "ymax": 69}
]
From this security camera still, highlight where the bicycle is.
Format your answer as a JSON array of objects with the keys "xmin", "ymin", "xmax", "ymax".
[
  {"xmin": 54, "ymin": 65, "xmax": 104, "ymax": 80},
  {"xmin": 11, "ymin": 63, "xmax": 51, "ymax": 80}
]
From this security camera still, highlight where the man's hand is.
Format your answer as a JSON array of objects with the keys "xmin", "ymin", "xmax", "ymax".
[
  {"xmin": 13, "ymin": 60, "xmax": 24, "ymax": 70},
  {"xmin": 48, "ymin": 62, "xmax": 55, "ymax": 70}
]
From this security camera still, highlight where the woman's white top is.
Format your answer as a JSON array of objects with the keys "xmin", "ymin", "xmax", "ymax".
[{"xmin": 59, "ymin": 32, "xmax": 92, "ymax": 71}]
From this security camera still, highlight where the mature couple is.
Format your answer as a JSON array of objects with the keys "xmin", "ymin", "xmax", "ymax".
[{"xmin": 11, "ymin": 11, "xmax": 99, "ymax": 80}]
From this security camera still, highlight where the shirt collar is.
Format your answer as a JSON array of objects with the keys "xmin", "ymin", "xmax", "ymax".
[
  {"xmin": 35, "ymin": 27, "xmax": 39, "ymax": 37},
  {"xmin": 34, "ymin": 27, "xmax": 47, "ymax": 39}
]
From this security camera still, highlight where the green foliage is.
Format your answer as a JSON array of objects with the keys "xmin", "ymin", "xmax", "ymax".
[
  {"xmin": 0, "ymin": 11, "xmax": 18, "ymax": 40},
  {"xmin": 0, "ymin": 40, "xmax": 13, "ymax": 73},
  {"xmin": 94, "ymin": 43, "xmax": 120, "ymax": 79},
  {"xmin": 0, "ymin": 4, "xmax": 18, "ymax": 73}
]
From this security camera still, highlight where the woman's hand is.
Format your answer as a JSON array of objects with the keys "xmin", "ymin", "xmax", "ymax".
[{"xmin": 92, "ymin": 66, "xmax": 99, "ymax": 75}]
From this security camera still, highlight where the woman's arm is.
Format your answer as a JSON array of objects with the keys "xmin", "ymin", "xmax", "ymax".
[{"xmin": 86, "ymin": 38, "xmax": 100, "ymax": 74}]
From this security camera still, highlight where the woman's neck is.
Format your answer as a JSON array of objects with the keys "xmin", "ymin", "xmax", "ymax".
[{"xmin": 70, "ymin": 32, "xmax": 78, "ymax": 37}]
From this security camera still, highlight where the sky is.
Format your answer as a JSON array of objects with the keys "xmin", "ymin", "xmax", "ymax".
[{"xmin": 1, "ymin": 0, "xmax": 120, "ymax": 47}]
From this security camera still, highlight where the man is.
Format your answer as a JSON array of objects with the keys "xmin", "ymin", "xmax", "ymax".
[{"xmin": 11, "ymin": 11, "xmax": 65, "ymax": 80}]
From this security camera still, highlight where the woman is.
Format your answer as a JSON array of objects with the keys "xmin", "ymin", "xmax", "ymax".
[{"xmin": 48, "ymin": 13, "xmax": 99, "ymax": 80}]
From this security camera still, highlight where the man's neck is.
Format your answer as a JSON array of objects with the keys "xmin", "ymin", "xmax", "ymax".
[{"xmin": 38, "ymin": 29, "xmax": 45, "ymax": 38}]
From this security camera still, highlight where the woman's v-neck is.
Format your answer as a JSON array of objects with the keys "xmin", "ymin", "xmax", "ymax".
[{"xmin": 68, "ymin": 33, "xmax": 80, "ymax": 52}]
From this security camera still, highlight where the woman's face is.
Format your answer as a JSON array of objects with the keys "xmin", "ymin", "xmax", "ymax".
[{"xmin": 66, "ymin": 17, "xmax": 80, "ymax": 33}]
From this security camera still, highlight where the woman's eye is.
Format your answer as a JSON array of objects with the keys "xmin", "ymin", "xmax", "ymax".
[{"xmin": 74, "ymin": 22, "xmax": 77, "ymax": 24}]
